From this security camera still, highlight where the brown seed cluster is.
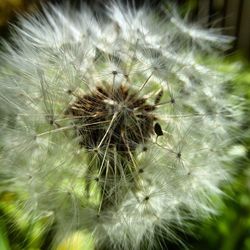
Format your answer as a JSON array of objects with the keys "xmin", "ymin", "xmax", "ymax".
[{"xmin": 67, "ymin": 84, "xmax": 156, "ymax": 152}]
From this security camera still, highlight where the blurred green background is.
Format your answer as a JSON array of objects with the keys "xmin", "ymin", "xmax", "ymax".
[{"xmin": 0, "ymin": 0, "xmax": 249, "ymax": 249}]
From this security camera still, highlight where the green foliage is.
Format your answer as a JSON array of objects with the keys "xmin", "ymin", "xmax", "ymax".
[{"xmin": 189, "ymin": 55, "xmax": 250, "ymax": 250}]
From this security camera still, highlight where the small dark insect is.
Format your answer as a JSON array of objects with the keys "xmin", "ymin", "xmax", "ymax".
[
  {"xmin": 154, "ymin": 88, "xmax": 163, "ymax": 105},
  {"xmin": 154, "ymin": 123, "xmax": 163, "ymax": 137}
]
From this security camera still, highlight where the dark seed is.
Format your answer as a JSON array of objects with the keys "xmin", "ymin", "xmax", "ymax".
[
  {"xmin": 170, "ymin": 98, "xmax": 175, "ymax": 104},
  {"xmin": 154, "ymin": 89, "xmax": 163, "ymax": 105},
  {"xmin": 67, "ymin": 89, "xmax": 72, "ymax": 95}
]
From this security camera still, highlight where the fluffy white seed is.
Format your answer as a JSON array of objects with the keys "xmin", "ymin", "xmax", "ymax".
[{"xmin": 0, "ymin": 2, "xmax": 242, "ymax": 249}]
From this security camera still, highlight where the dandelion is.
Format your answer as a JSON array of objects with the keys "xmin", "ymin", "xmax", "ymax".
[{"xmin": 0, "ymin": 2, "xmax": 242, "ymax": 250}]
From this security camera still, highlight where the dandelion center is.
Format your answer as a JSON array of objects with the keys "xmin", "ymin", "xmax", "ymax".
[{"xmin": 67, "ymin": 84, "xmax": 156, "ymax": 152}]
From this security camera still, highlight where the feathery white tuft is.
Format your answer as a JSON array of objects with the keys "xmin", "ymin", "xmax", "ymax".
[{"xmin": 0, "ymin": 2, "xmax": 242, "ymax": 249}]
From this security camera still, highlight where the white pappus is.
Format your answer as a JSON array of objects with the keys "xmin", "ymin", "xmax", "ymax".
[{"xmin": 0, "ymin": 2, "xmax": 242, "ymax": 250}]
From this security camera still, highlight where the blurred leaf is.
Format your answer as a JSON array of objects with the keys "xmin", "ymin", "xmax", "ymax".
[
  {"xmin": 0, "ymin": 221, "xmax": 11, "ymax": 250},
  {"xmin": 56, "ymin": 232, "xmax": 95, "ymax": 250}
]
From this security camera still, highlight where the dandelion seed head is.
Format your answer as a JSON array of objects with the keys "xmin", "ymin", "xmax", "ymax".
[{"xmin": 0, "ymin": 2, "xmax": 242, "ymax": 249}]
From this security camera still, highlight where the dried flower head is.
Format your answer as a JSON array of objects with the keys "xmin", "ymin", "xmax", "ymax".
[{"xmin": 0, "ymin": 2, "xmax": 241, "ymax": 250}]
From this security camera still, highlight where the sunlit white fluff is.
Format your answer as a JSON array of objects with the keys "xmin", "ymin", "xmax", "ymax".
[{"xmin": 0, "ymin": 2, "xmax": 241, "ymax": 250}]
